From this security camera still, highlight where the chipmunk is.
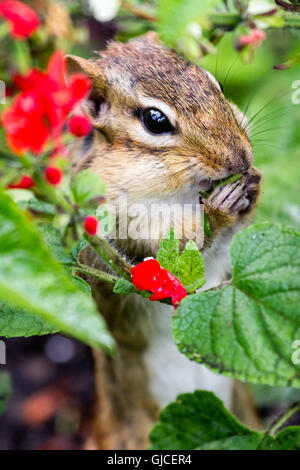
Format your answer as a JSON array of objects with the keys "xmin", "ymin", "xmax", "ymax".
[{"xmin": 66, "ymin": 32, "xmax": 262, "ymax": 450}]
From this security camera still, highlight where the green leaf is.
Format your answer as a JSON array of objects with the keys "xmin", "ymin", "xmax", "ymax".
[
  {"xmin": 150, "ymin": 391, "xmax": 262, "ymax": 450},
  {"xmin": 0, "ymin": 372, "xmax": 11, "ymax": 416},
  {"xmin": 113, "ymin": 278, "xmax": 151, "ymax": 298},
  {"xmin": 0, "ymin": 190, "xmax": 115, "ymax": 353},
  {"xmin": 71, "ymin": 168, "xmax": 106, "ymax": 204},
  {"xmin": 11, "ymin": 40, "xmax": 32, "ymax": 74},
  {"xmin": 156, "ymin": 227, "xmax": 179, "ymax": 274},
  {"xmin": 150, "ymin": 390, "xmax": 300, "ymax": 450},
  {"xmin": 212, "ymin": 173, "xmax": 242, "ymax": 191},
  {"xmin": 0, "ymin": 302, "xmax": 57, "ymax": 337},
  {"xmin": 173, "ymin": 223, "xmax": 300, "ymax": 387},
  {"xmin": 39, "ymin": 225, "xmax": 74, "ymax": 265},
  {"xmin": 40, "ymin": 228, "xmax": 91, "ymax": 295},
  {"xmin": 204, "ymin": 213, "xmax": 211, "ymax": 238},
  {"xmin": 260, "ymin": 427, "xmax": 300, "ymax": 450},
  {"xmin": 71, "ymin": 239, "xmax": 89, "ymax": 262},
  {"xmin": 176, "ymin": 240, "xmax": 205, "ymax": 293},
  {"xmin": 19, "ymin": 198, "xmax": 56, "ymax": 216},
  {"xmin": 157, "ymin": 230, "xmax": 205, "ymax": 293}
]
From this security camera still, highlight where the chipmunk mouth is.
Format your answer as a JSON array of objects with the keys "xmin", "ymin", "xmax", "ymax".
[{"xmin": 198, "ymin": 173, "xmax": 243, "ymax": 199}]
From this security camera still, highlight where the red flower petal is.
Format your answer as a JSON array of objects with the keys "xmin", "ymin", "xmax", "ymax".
[
  {"xmin": 45, "ymin": 166, "xmax": 63, "ymax": 185},
  {"xmin": 1, "ymin": 91, "xmax": 49, "ymax": 154},
  {"xmin": 0, "ymin": 0, "xmax": 40, "ymax": 39},
  {"xmin": 68, "ymin": 74, "xmax": 92, "ymax": 103},
  {"xmin": 69, "ymin": 115, "xmax": 92, "ymax": 137},
  {"xmin": 4, "ymin": 52, "xmax": 92, "ymax": 154},
  {"xmin": 47, "ymin": 50, "xmax": 66, "ymax": 89},
  {"xmin": 8, "ymin": 174, "xmax": 34, "ymax": 189},
  {"xmin": 131, "ymin": 259, "xmax": 187, "ymax": 307},
  {"xmin": 131, "ymin": 259, "xmax": 161, "ymax": 291},
  {"xmin": 84, "ymin": 216, "xmax": 99, "ymax": 236},
  {"xmin": 240, "ymin": 29, "xmax": 266, "ymax": 46}
]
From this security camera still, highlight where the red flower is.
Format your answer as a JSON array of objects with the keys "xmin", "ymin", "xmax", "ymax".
[
  {"xmin": 2, "ymin": 51, "xmax": 92, "ymax": 154},
  {"xmin": 84, "ymin": 216, "xmax": 99, "ymax": 236},
  {"xmin": 131, "ymin": 259, "xmax": 187, "ymax": 307},
  {"xmin": 2, "ymin": 92, "xmax": 49, "ymax": 154},
  {"xmin": 0, "ymin": 1, "xmax": 40, "ymax": 39},
  {"xmin": 45, "ymin": 166, "xmax": 62, "ymax": 185},
  {"xmin": 240, "ymin": 29, "xmax": 266, "ymax": 46},
  {"xmin": 8, "ymin": 174, "xmax": 34, "ymax": 189},
  {"xmin": 69, "ymin": 115, "xmax": 91, "ymax": 137}
]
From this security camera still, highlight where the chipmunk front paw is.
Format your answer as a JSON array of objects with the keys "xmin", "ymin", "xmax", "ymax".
[
  {"xmin": 205, "ymin": 168, "xmax": 261, "ymax": 216},
  {"xmin": 203, "ymin": 168, "xmax": 262, "ymax": 233}
]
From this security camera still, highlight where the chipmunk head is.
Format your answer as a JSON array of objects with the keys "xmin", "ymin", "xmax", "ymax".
[{"xmin": 67, "ymin": 32, "xmax": 255, "ymax": 253}]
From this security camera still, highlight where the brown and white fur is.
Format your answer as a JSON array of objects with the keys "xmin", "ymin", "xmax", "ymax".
[{"xmin": 66, "ymin": 32, "xmax": 262, "ymax": 449}]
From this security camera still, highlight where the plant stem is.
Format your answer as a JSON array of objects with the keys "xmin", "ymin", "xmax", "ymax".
[
  {"xmin": 121, "ymin": 0, "xmax": 157, "ymax": 22},
  {"xmin": 74, "ymin": 264, "xmax": 119, "ymax": 284},
  {"xmin": 34, "ymin": 171, "xmax": 74, "ymax": 215},
  {"xmin": 284, "ymin": 13, "xmax": 300, "ymax": 28},
  {"xmin": 120, "ymin": 4, "xmax": 300, "ymax": 31},
  {"xmin": 269, "ymin": 401, "xmax": 300, "ymax": 436},
  {"xmin": 86, "ymin": 235, "xmax": 132, "ymax": 281},
  {"xmin": 257, "ymin": 401, "xmax": 300, "ymax": 449}
]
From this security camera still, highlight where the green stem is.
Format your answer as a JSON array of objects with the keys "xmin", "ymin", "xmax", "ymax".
[
  {"xmin": 257, "ymin": 401, "xmax": 300, "ymax": 449},
  {"xmin": 86, "ymin": 235, "xmax": 132, "ymax": 281},
  {"xmin": 121, "ymin": 0, "xmax": 157, "ymax": 22},
  {"xmin": 209, "ymin": 12, "xmax": 241, "ymax": 29},
  {"xmin": 283, "ymin": 13, "xmax": 300, "ymax": 28},
  {"xmin": 74, "ymin": 263, "xmax": 119, "ymax": 284},
  {"xmin": 0, "ymin": 21, "xmax": 9, "ymax": 41},
  {"xmin": 34, "ymin": 172, "xmax": 74, "ymax": 215},
  {"xmin": 210, "ymin": 12, "xmax": 300, "ymax": 30},
  {"xmin": 269, "ymin": 401, "xmax": 300, "ymax": 436},
  {"xmin": 121, "ymin": 4, "xmax": 300, "ymax": 31}
]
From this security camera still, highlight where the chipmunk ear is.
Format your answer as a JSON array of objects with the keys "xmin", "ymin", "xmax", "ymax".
[
  {"xmin": 140, "ymin": 31, "xmax": 161, "ymax": 45},
  {"xmin": 65, "ymin": 55, "xmax": 106, "ymax": 93},
  {"xmin": 65, "ymin": 55, "xmax": 108, "ymax": 123}
]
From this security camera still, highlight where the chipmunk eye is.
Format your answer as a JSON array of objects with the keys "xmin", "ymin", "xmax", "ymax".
[{"xmin": 141, "ymin": 108, "xmax": 174, "ymax": 134}]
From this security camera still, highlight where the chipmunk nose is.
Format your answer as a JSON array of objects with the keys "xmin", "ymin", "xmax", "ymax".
[{"xmin": 228, "ymin": 147, "xmax": 253, "ymax": 174}]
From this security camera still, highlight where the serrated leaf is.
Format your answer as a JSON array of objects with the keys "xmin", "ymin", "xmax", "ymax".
[
  {"xmin": 0, "ymin": 302, "xmax": 57, "ymax": 337},
  {"xmin": 70, "ymin": 239, "xmax": 89, "ymax": 263},
  {"xmin": 71, "ymin": 168, "xmax": 106, "ymax": 204},
  {"xmin": 39, "ymin": 225, "xmax": 74, "ymax": 264},
  {"xmin": 157, "ymin": 230, "xmax": 205, "ymax": 293},
  {"xmin": 177, "ymin": 240, "xmax": 205, "ymax": 292},
  {"xmin": 156, "ymin": 228, "xmax": 179, "ymax": 274},
  {"xmin": 0, "ymin": 372, "xmax": 11, "ymax": 416},
  {"xmin": 0, "ymin": 190, "xmax": 115, "ymax": 353},
  {"xmin": 150, "ymin": 390, "xmax": 300, "ymax": 450},
  {"xmin": 150, "ymin": 391, "xmax": 262, "ymax": 450},
  {"xmin": 173, "ymin": 223, "xmax": 300, "ymax": 387}
]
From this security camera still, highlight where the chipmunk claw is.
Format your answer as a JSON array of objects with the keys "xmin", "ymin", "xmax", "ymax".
[{"xmin": 205, "ymin": 168, "xmax": 262, "ymax": 217}]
